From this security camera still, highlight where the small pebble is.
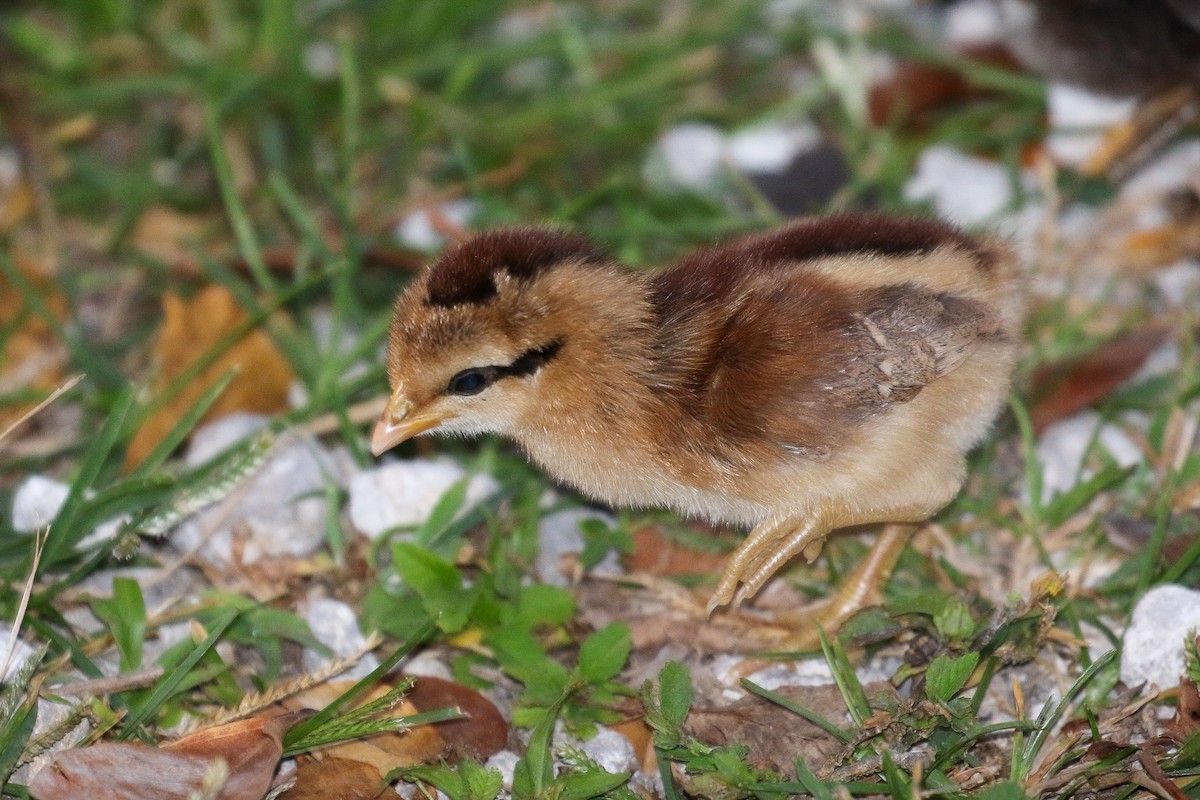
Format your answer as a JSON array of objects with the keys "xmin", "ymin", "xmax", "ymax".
[
  {"xmin": 1120, "ymin": 585, "xmax": 1200, "ymax": 690},
  {"xmin": 642, "ymin": 122, "xmax": 729, "ymax": 194},
  {"xmin": 11, "ymin": 474, "xmax": 123, "ymax": 549},
  {"xmin": 744, "ymin": 655, "xmax": 899, "ymax": 691},
  {"xmin": 403, "ymin": 653, "xmax": 453, "ymax": 681},
  {"xmin": 726, "ymin": 121, "xmax": 820, "ymax": 175},
  {"xmin": 302, "ymin": 41, "xmax": 338, "ymax": 80},
  {"xmin": 394, "ymin": 200, "xmax": 477, "ymax": 252},
  {"xmin": 11, "ymin": 475, "xmax": 70, "ymax": 532},
  {"xmin": 903, "ymin": 145, "xmax": 1018, "ymax": 225},
  {"xmin": 580, "ymin": 728, "xmax": 638, "ymax": 775},
  {"xmin": 535, "ymin": 508, "xmax": 620, "ymax": 587},
  {"xmin": 303, "ymin": 597, "xmax": 379, "ymax": 681},
  {"xmin": 1122, "ymin": 140, "xmax": 1200, "ymax": 197},
  {"xmin": 944, "ymin": 0, "xmax": 1004, "ymax": 45},
  {"xmin": 485, "ymin": 750, "xmax": 520, "ymax": 791},
  {"xmin": 175, "ymin": 414, "xmax": 333, "ymax": 565},
  {"xmin": 1044, "ymin": 83, "xmax": 1136, "ymax": 169},
  {"xmin": 1032, "ymin": 410, "xmax": 1143, "ymax": 505},
  {"xmin": 0, "ymin": 627, "xmax": 36, "ymax": 682},
  {"xmin": 1154, "ymin": 260, "xmax": 1200, "ymax": 308},
  {"xmin": 347, "ymin": 458, "xmax": 497, "ymax": 539}
]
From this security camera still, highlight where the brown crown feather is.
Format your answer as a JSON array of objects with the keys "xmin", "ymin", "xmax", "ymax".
[{"xmin": 425, "ymin": 227, "xmax": 605, "ymax": 308}]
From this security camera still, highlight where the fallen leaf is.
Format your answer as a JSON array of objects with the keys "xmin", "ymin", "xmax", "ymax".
[
  {"xmin": 283, "ymin": 681, "xmax": 442, "ymax": 774},
  {"xmin": 281, "ymin": 758, "xmax": 389, "ymax": 799},
  {"xmin": 131, "ymin": 205, "xmax": 214, "ymax": 265},
  {"xmin": 1165, "ymin": 677, "xmax": 1200, "ymax": 742},
  {"xmin": 626, "ymin": 524, "xmax": 729, "ymax": 578},
  {"xmin": 405, "ymin": 675, "xmax": 507, "ymax": 760},
  {"xmin": 611, "ymin": 719, "xmax": 655, "ymax": 773},
  {"xmin": 29, "ymin": 713, "xmax": 292, "ymax": 800},
  {"xmin": 0, "ymin": 266, "xmax": 69, "ymax": 432},
  {"xmin": 1029, "ymin": 326, "xmax": 1171, "ymax": 434},
  {"xmin": 868, "ymin": 43, "xmax": 1022, "ymax": 128},
  {"xmin": 124, "ymin": 284, "xmax": 293, "ymax": 470},
  {"xmin": 0, "ymin": 178, "xmax": 34, "ymax": 231},
  {"xmin": 277, "ymin": 675, "xmax": 505, "ymax": 799},
  {"xmin": 684, "ymin": 683, "xmax": 857, "ymax": 774}
]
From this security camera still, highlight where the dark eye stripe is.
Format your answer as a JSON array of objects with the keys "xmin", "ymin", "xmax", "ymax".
[{"xmin": 443, "ymin": 339, "xmax": 564, "ymax": 397}]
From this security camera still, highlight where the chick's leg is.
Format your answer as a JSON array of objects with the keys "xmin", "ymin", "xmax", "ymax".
[
  {"xmin": 708, "ymin": 510, "xmax": 840, "ymax": 616},
  {"xmin": 811, "ymin": 522, "xmax": 915, "ymax": 633}
]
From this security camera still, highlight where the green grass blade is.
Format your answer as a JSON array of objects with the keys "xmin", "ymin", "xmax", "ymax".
[{"xmin": 118, "ymin": 607, "xmax": 240, "ymax": 738}]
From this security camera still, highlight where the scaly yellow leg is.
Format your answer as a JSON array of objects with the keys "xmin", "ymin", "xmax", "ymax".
[
  {"xmin": 813, "ymin": 522, "xmax": 915, "ymax": 633},
  {"xmin": 708, "ymin": 508, "xmax": 845, "ymax": 616}
]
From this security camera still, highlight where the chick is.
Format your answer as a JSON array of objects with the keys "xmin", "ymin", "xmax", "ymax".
[
  {"xmin": 1000, "ymin": 0, "xmax": 1200, "ymax": 98},
  {"xmin": 372, "ymin": 214, "xmax": 1023, "ymax": 625},
  {"xmin": 999, "ymin": 0, "xmax": 1200, "ymax": 174}
]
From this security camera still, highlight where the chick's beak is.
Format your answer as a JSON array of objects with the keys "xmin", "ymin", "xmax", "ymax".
[{"xmin": 370, "ymin": 393, "xmax": 450, "ymax": 456}]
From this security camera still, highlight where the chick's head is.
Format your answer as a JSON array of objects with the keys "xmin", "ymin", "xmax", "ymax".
[{"xmin": 372, "ymin": 228, "xmax": 605, "ymax": 454}]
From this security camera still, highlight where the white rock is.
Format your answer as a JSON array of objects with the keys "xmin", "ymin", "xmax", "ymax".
[
  {"xmin": 1120, "ymin": 585, "xmax": 1200, "ymax": 690},
  {"xmin": 642, "ymin": 123, "xmax": 729, "ymax": 194},
  {"xmin": 184, "ymin": 412, "xmax": 271, "ymax": 467},
  {"xmin": 403, "ymin": 653, "xmax": 453, "ymax": 681},
  {"xmin": 175, "ymin": 414, "xmax": 333, "ymax": 565},
  {"xmin": 397, "ymin": 781, "xmax": 449, "ymax": 800},
  {"xmin": 1122, "ymin": 140, "xmax": 1200, "ymax": 197},
  {"xmin": 1045, "ymin": 84, "xmax": 1136, "ymax": 169},
  {"xmin": 903, "ymin": 145, "xmax": 1018, "ymax": 225},
  {"xmin": 944, "ymin": 0, "xmax": 1005, "ymax": 45},
  {"xmin": 1131, "ymin": 340, "xmax": 1181, "ymax": 384},
  {"xmin": 11, "ymin": 475, "xmax": 124, "ymax": 548},
  {"xmin": 580, "ymin": 728, "xmax": 637, "ymax": 775},
  {"xmin": 1155, "ymin": 260, "xmax": 1200, "ymax": 308},
  {"xmin": 302, "ymin": 41, "xmax": 338, "ymax": 80},
  {"xmin": 394, "ymin": 199, "xmax": 477, "ymax": 251},
  {"xmin": 1032, "ymin": 411, "xmax": 1143, "ymax": 505},
  {"xmin": 485, "ymin": 750, "xmax": 520, "ymax": 790},
  {"xmin": 347, "ymin": 458, "xmax": 498, "ymax": 539},
  {"xmin": 744, "ymin": 655, "xmax": 899, "ymax": 691},
  {"xmin": 11, "ymin": 475, "xmax": 70, "ymax": 532},
  {"xmin": 726, "ymin": 121, "xmax": 820, "ymax": 174},
  {"xmin": 303, "ymin": 598, "xmax": 379, "ymax": 681},
  {"xmin": 535, "ymin": 508, "xmax": 620, "ymax": 587}
]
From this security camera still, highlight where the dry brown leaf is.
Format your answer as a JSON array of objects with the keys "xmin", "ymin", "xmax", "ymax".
[
  {"xmin": 125, "ymin": 284, "xmax": 293, "ymax": 470},
  {"xmin": 131, "ymin": 205, "xmax": 214, "ymax": 265},
  {"xmin": 1165, "ymin": 677, "xmax": 1200, "ymax": 742},
  {"xmin": 281, "ymin": 757, "xmax": 389, "ymax": 800},
  {"xmin": 611, "ymin": 719, "xmax": 656, "ymax": 773},
  {"xmin": 626, "ymin": 524, "xmax": 729, "ymax": 578},
  {"xmin": 0, "ymin": 266, "xmax": 69, "ymax": 432},
  {"xmin": 278, "ymin": 675, "xmax": 506, "ymax": 799},
  {"xmin": 1029, "ymin": 326, "xmax": 1171, "ymax": 434},
  {"xmin": 867, "ymin": 43, "xmax": 1022, "ymax": 128},
  {"xmin": 405, "ymin": 675, "xmax": 507, "ymax": 760},
  {"xmin": 0, "ymin": 178, "xmax": 34, "ymax": 231},
  {"xmin": 684, "ymin": 683, "xmax": 856, "ymax": 775},
  {"xmin": 282, "ymin": 681, "xmax": 444, "ymax": 776},
  {"xmin": 28, "ymin": 713, "xmax": 292, "ymax": 800}
]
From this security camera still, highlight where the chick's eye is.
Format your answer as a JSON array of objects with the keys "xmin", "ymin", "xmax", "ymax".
[{"xmin": 448, "ymin": 368, "xmax": 490, "ymax": 396}]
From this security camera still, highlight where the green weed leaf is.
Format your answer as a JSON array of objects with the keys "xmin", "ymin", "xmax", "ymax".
[
  {"xmin": 578, "ymin": 623, "xmax": 630, "ymax": 684},
  {"xmin": 926, "ymin": 652, "xmax": 980, "ymax": 703},
  {"xmin": 91, "ymin": 577, "xmax": 146, "ymax": 672},
  {"xmin": 658, "ymin": 661, "xmax": 693, "ymax": 731},
  {"xmin": 393, "ymin": 541, "xmax": 473, "ymax": 633}
]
